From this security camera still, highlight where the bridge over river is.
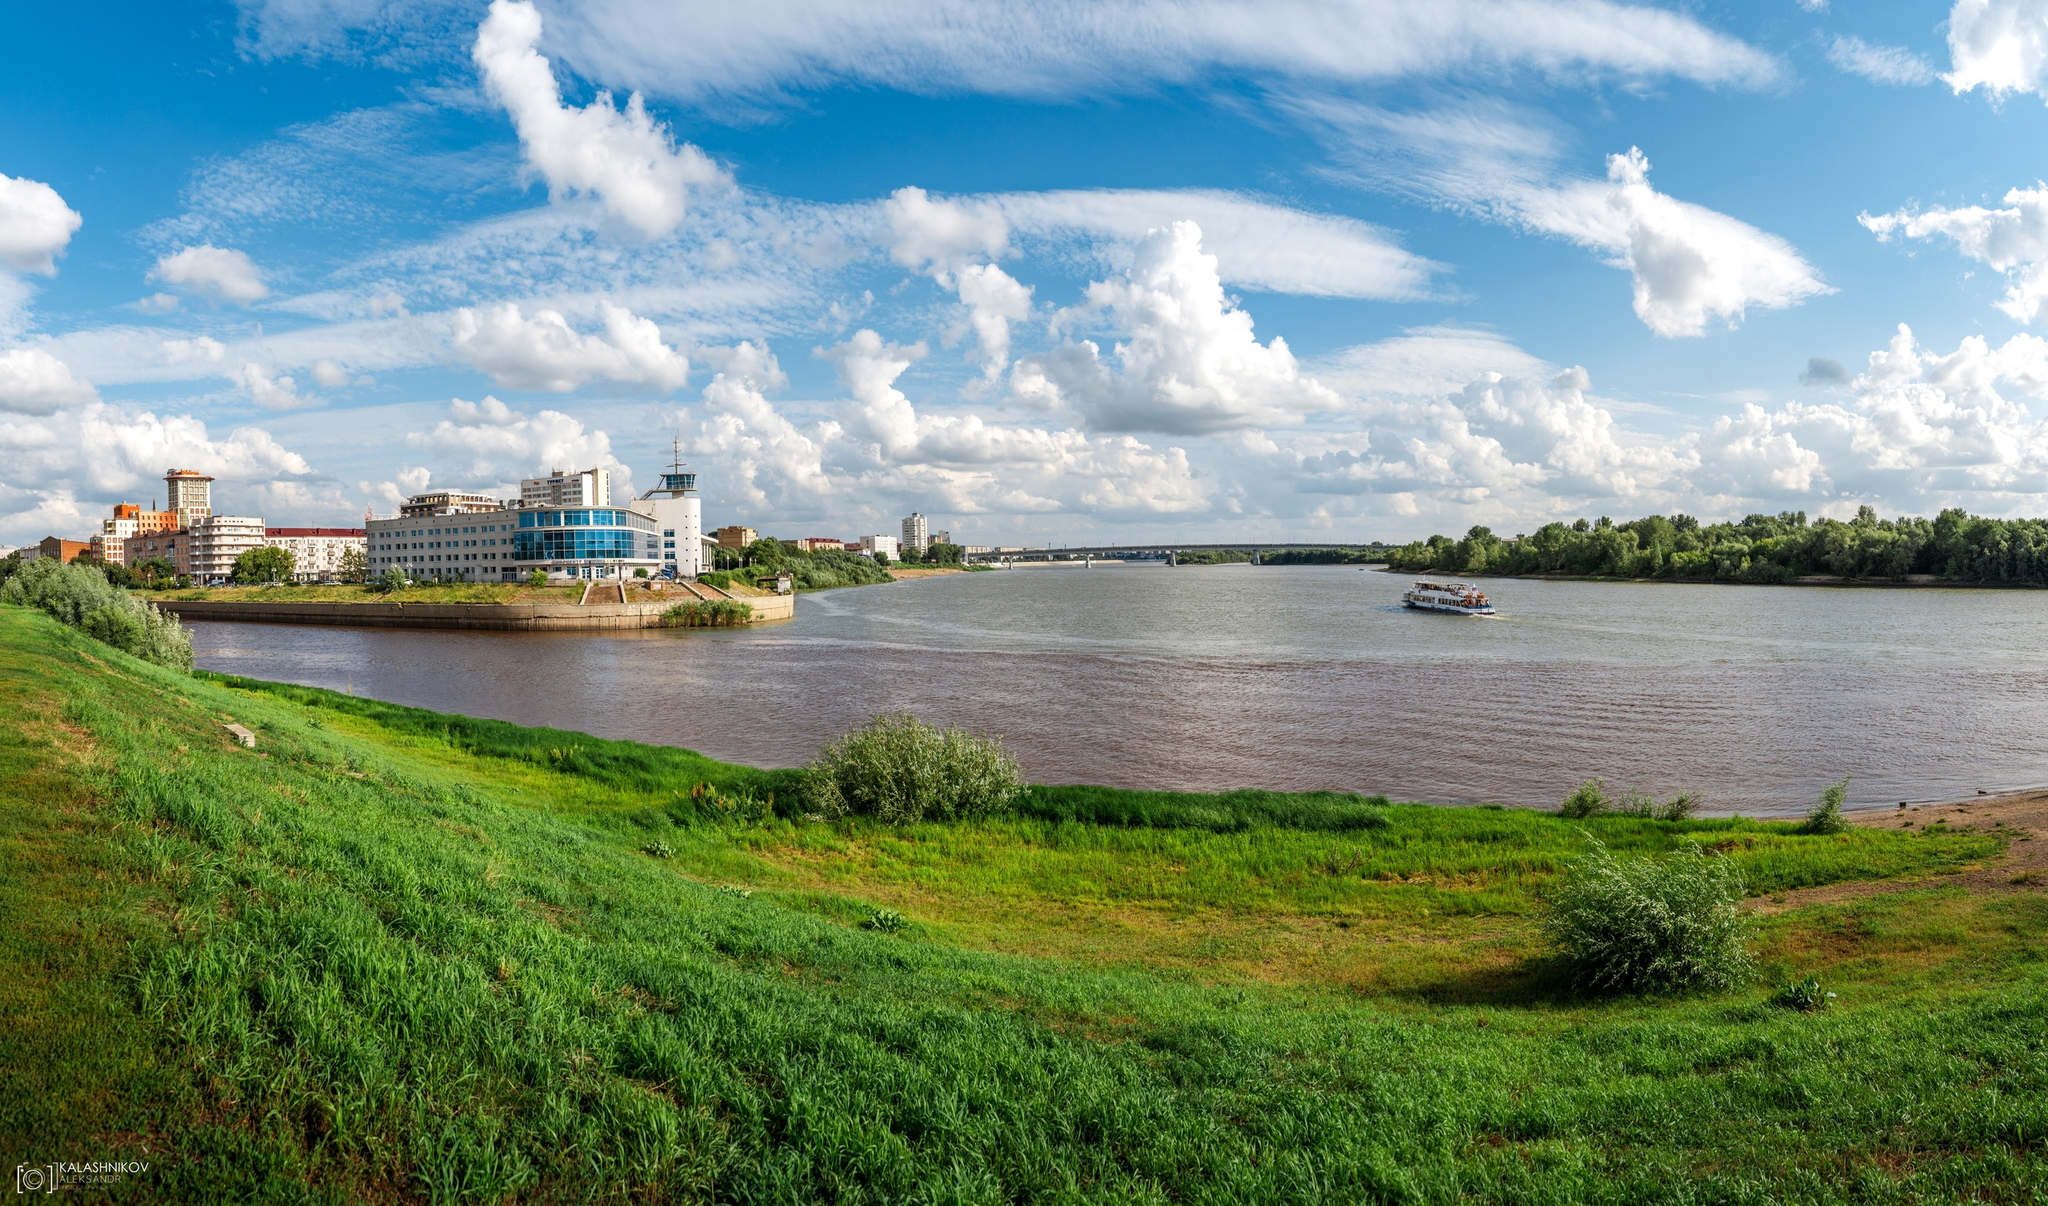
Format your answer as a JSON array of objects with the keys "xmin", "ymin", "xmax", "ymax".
[{"xmin": 967, "ymin": 542, "xmax": 1394, "ymax": 565}]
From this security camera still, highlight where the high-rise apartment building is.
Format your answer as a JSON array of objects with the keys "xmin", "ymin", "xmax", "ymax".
[
  {"xmin": 162, "ymin": 469, "xmax": 214, "ymax": 527},
  {"xmin": 521, "ymin": 467, "xmax": 611, "ymax": 509},
  {"xmin": 901, "ymin": 512, "xmax": 928, "ymax": 552}
]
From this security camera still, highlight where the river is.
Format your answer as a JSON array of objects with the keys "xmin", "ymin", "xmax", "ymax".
[{"xmin": 184, "ymin": 564, "xmax": 2048, "ymax": 816}]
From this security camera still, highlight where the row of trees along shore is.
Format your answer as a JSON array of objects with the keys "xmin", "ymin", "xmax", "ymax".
[{"xmin": 1386, "ymin": 507, "xmax": 2048, "ymax": 585}]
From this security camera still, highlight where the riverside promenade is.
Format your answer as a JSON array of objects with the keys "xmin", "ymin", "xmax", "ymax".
[{"xmin": 153, "ymin": 579, "xmax": 794, "ymax": 631}]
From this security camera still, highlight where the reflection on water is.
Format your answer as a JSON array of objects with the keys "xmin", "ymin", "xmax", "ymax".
[{"xmin": 186, "ymin": 564, "xmax": 2048, "ymax": 815}]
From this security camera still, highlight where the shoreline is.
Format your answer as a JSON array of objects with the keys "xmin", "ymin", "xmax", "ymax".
[{"xmin": 1374, "ymin": 567, "xmax": 2045, "ymax": 589}]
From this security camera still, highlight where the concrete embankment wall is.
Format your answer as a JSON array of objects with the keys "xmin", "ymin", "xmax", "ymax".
[{"xmin": 154, "ymin": 592, "xmax": 795, "ymax": 631}]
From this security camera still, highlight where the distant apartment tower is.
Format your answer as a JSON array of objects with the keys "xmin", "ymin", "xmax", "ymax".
[
  {"xmin": 521, "ymin": 467, "xmax": 610, "ymax": 509},
  {"xmin": 901, "ymin": 512, "xmax": 928, "ymax": 553},
  {"xmin": 715, "ymin": 525, "xmax": 757, "ymax": 550},
  {"xmin": 931, "ymin": 529, "xmax": 951, "ymax": 547},
  {"xmin": 635, "ymin": 450, "xmax": 703, "ymax": 578},
  {"xmin": 163, "ymin": 469, "xmax": 214, "ymax": 527}
]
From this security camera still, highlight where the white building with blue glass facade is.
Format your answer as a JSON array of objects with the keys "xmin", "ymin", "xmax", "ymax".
[{"xmin": 365, "ymin": 463, "xmax": 700, "ymax": 582}]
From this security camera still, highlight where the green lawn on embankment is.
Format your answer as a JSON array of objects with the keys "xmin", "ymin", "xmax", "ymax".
[
  {"xmin": 2, "ymin": 604, "xmax": 2045, "ymax": 1203},
  {"xmin": 145, "ymin": 581, "xmax": 587, "ymax": 605}
]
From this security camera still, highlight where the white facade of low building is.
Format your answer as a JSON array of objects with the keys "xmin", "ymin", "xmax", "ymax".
[
  {"xmin": 861, "ymin": 534, "xmax": 900, "ymax": 559},
  {"xmin": 188, "ymin": 516, "xmax": 270, "ymax": 582},
  {"xmin": 266, "ymin": 528, "xmax": 367, "ymax": 582},
  {"xmin": 367, "ymin": 506, "xmax": 521, "ymax": 582}
]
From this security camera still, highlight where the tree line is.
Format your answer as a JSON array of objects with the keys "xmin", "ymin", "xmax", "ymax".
[{"xmin": 1386, "ymin": 507, "xmax": 2048, "ymax": 585}]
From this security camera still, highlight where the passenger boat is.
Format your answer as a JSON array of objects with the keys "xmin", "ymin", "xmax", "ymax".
[{"xmin": 1402, "ymin": 580, "xmax": 1496, "ymax": 615}]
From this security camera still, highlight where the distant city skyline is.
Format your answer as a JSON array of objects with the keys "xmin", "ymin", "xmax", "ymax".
[{"xmin": 7, "ymin": 1, "xmax": 2048, "ymax": 547}]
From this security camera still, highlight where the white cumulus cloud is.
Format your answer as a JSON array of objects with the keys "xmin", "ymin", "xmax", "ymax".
[
  {"xmin": 1696, "ymin": 324, "xmax": 2048, "ymax": 503},
  {"xmin": 0, "ymin": 174, "xmax": 83, "ymax": 275},
  {"xmin": 0, "ymin": 401, "xmax": 317, "ymax": 542},
  {"xmin": 0, "ymin": 348, "xmax": 99, "ymax": 415},
  {"xmin": 1516, "ymin": 148, "xmax": 1832, "ymax": 337},
  {"xmin": 473, "ymin": 0, "xmax": 728, "ymax": 239},
  {"xmin": 885, "ymin": 187, "xmax": 1035, "ymax": 382},
  {"xmin": 402, "ymin": 395, "xmax": 628, "ymax": 495},
  {"xmin": 1011, "ymin": 221, "xmax": 1339, "ymax": 434},
  {"xmin": 1945, "ymin": 0, "xmax": 2048, "ymax": 100},
  {"xmin": 450, "ymin": 301, "xmax": 689, "ymax": 392},
  {"xmin": 229, "ymin": 362, "xmax": 316, "ymax": 410},
  {"xmin": 151, "ymin": 245, "xmax": 271, "ymax": 303},
  {"xmin": 1862, "ymin": 185, "xmax": 2048, "ymax": 322}
]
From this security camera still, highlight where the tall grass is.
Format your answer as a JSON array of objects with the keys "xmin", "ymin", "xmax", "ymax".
[
  {"xmin": 661, "ymin": 598, "xmax": 754, "ymax": 626},
  {"xmin": 4, "ymin": 609, "xmax": 2045, "ymax": 1202},
  {"xmin": 1021, "ymin": 785, "xmax": 1391, "ymax": 832}
]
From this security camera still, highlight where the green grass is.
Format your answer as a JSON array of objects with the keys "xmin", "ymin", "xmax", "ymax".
[
  {"xmin": 146, "ymin": 582, "xmax": 586, "ymax": 604},
  {"xmin": 2, "ymin": 605, "xmax": 2046, "ymax": 1203}
]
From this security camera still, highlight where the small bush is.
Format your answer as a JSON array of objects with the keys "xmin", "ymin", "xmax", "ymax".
[
  {"xmin": 1800, "ymin": 777, "xmax": 1851, "ymax": 835},
  {"xmin": 806, "ymin": 713, "xmax": 1024, "ymax": 824},
  {"xmin": 527, "ymin": 568, "xmax": 548, "ymax": 587},
  {"xmin": 715, "ymin": 885, "xmax": 754, "ymax": 900},
  {"xmin": 1772, "ymin": 975, "xmax": 1836, "ymax": 1013},
  {"xmin": 1559, "ymin": 779, "xmax": 1609, "ymax": 818},
  {"xmin": 1542, "ymin": 838, "xmax": 1755, "ymax": 994},
  {"xmin": 641, "ymin": 840, "xmax": 672, "ymax": 858},
  {"xmin": 375, "ymin": 566, "xmax": 409, "ymax": 593},
  {"xmin": 861, "ymin": 907, "xmax": 909, "ymax": 933}
]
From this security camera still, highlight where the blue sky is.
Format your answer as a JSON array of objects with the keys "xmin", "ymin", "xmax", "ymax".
[{"xmin": 6, "ymin": 0, "xmax": 2048, "ymax": 548}]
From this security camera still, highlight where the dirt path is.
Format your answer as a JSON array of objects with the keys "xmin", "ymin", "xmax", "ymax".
[{"xmin": 1751, "ymin": 790, "xmax": 2048, "ymax": 914}]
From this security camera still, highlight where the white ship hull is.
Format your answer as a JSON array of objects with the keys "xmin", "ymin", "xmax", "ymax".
[{"xmin": 1402, "ymin": 580, "xmax": 1496, "ymax": 615}]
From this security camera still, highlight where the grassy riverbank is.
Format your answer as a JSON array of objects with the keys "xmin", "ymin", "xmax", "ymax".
[
  {"xmin": 3, "ymin": 605, "xmax": 2045, "ymax": 1201},
  {"xmin": 145, "ymin": 581, "xmax": 587, "ymax": 604}
]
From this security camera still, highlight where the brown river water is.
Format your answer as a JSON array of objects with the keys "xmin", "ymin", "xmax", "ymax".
[{"xmin": 184, "ymin": 563, "xmax": 2048, "ymax": 816}]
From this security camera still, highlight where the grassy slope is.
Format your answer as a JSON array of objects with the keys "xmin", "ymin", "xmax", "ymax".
[
  {"xmin": 145, "ymin": 583, "xmax": 586, "ymax": 604},
  {"xmin": 2, "ymin": 606, "xmax": 2045, "ymax": 1202}
]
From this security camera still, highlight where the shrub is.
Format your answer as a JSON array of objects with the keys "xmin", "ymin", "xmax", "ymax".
[
  {"xmin": 1800, "ymin": 777, "xmax": 1851, "ymax": 835},
  {"xmin": 1773, "ymin": 975, "xmax": 1836, "ymax": 1013},
  {"xmin": 641, "ymin": 840, "xmax": 672, "ymax": 858},
  {"xmin": 661, "ymin": 600, "xmax": 753, "ymax": 627},
  {"xmin": 861, "ymin": 907, "xmax": 909, "ymax": 933},
  {"xmin": 806, "ymin": 713, "xmax": 1024, "ymax": 824},
  {"xmin": 527, "ymin": 568, "xmax": 548, "ymax": 587},
  {"xmin": 2, "ymin": 559, "xmax": 193, "ymax": 671},
  {"xmin": 1559, "ymin": 779, "xmax": 1609, "ymax": 818},
  {"xmin": 374, "ymin": 565, "xmax": 409, "ymax": 593},
  {"xmin": 1542, "ymin": 838, "xmax": 1754, "ymax": 994}
]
